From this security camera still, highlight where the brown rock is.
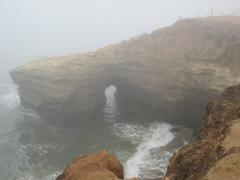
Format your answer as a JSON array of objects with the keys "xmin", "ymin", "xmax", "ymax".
[
  {"xmin": 204, "ymin": 152, "xmax": 240, "ymax": 180},
  {"xmin": 56, "ymin": 150, "xmax": 123, "ymax": 180},
  {"xmin": 166, "ymin": 84, "xmax": 240, "ymax": 180},
  {"xmin": 131, "ymin": 178, "xmax": 138, "ymax": 180}
]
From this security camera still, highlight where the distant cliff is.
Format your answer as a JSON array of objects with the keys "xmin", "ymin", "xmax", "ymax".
[
  {"xmin": 10, "ymin": 16, "xmax": 240, "ymax": 129},
  {"xmin": 166, "ymin": 84, "xmax": 240, "ymax": 180}
]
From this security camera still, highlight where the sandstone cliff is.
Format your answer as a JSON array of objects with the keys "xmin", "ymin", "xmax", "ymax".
[
  {"xmin": 166, "ymin": 84, "xmax": 240, "ymax": 180},
  {"xmin": 10, "ymin": 16, "xmax": 240, "ymax": 128}
]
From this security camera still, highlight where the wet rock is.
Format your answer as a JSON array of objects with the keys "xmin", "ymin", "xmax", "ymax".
[{"xmin": 56, "ymin": 151, "xmax": 123, "ymax": 180}]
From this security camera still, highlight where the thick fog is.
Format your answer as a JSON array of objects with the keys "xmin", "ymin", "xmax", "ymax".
[{"xmin": 0, "ymin": 0, "xmax": 239, "ymax": 71}]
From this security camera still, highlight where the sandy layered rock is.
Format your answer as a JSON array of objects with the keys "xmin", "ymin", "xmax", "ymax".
[
  {"xmin": 166, "ymin": 84, "xmax": 240, "ymax": 180},
  {"xmin": 10, "ymin": 16, "xmax": 240, "ymax": 128},
  {"xmin": 56, "ymin": 151, "xmax": 123, "ymax": 180}
]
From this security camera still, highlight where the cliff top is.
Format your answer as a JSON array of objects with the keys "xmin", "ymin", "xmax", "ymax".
[
  {"xmin": 196, "ymin": 15, "xmax": 240, "ymax": 24},
  {"xmin": 11, "ymin": 16, "xmax": 240, "ymax": 74}
]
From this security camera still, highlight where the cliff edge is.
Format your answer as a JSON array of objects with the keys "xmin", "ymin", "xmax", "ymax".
[{"xmin": 166, "ymin": 84, "xmax": 240, "ymax": 180}]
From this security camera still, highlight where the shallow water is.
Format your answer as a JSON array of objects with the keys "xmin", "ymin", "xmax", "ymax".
[{"xmin": 0, "ymin": 74, "xmax": 188, "ymax": 179}]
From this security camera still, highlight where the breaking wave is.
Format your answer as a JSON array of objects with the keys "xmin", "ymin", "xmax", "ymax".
[
  {"xmin": 104, "ymin": 85, "xmax": 176, "ymax": 178},
  {"xmin": 0, "ymin": 88, "xmax": 20, "ymax": 109},
  {"xmin": 114, "ymin": 122, "xmax": 175, "ymax": 179}
]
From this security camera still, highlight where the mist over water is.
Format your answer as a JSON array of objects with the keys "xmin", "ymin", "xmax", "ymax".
[
  {"xmin": 0, "ymin": 88, "xmax": 20, "ymax": 109},
  {"xmin": 0, "ymin": 75, "xmax": 187, "ymax": 179},
  {"xmin": 0, "ymin": 1, "xmax": 239, "ymax": 179}
]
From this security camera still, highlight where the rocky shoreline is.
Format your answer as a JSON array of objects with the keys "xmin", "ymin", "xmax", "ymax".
[
  {"xmin": 57, "ymin": 84, "xmax": 240, "ymax": 180},
  {"xmin": 9, "ymin": 16, "xmax": 240, "ymax": 180}
]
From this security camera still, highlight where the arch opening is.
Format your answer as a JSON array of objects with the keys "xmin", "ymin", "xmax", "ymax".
[{"xmin": 104, "ymin": 85, "xmax": 119, "ymax": 122}]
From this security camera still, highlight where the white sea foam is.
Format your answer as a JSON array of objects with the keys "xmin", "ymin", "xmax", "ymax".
[
  {"xmin": 16, "ymin": 144, "xmax": 61, "ymax": 180},
  {"xmin": 0, "ymin": 88, "xmax": 20, "ymax": 109},
  {"xmin": 104, "ymin": 85, "xmax": 118, "ymax": 121},
  {"xmin": 104, "ymin": 85, "xmax": 176, "ymax": 178},
  {"xmin": 112, "ymin": 123, "xmax": 147, "ymax": 144},
  {"xmin": 124, "ymin": 122, "xmax": 175, "ymax": 178},
  {"xmin": 18, "ymin": 171, "xmax": 61, "ymax": 180}
]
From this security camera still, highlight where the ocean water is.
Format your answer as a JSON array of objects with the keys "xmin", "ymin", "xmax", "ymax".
[{"xmin": 0, "ymin": 75, "xmax": 188, "ymax": 179}]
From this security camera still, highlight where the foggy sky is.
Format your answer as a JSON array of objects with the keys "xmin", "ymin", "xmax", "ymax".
[{"xmin": 0, "ymin": 0, "xmax": 239, "ymax": 70}]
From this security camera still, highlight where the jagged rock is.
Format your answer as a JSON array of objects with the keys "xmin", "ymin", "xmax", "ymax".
[
  {"xmin": 166, "ymin": 84, "xmax": 240, "ymax": 180},
  {"xmin": 56, "ymin": 151, "xmax": 123, "ymax": 180}
]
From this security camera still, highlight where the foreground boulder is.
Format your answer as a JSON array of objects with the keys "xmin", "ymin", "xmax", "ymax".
[
  {"xmin": 56, "ymin": 151, "xmax": 123, "ymax": 180},
  {"xmin": 166, "ymin": 84, "xmax": 240, "ymax": 180}
]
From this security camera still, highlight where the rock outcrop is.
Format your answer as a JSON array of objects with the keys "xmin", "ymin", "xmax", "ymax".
[
  {"xmin": 10, "ymin": 16, "xmax": 240, "ymax": 128},
  {"xmin": 56, "ymin": 151, "xmax": 123, "ymax": 180},
  {"xmin": 166, "ymin": 84, "xmax": 240, "ymax": 180}
]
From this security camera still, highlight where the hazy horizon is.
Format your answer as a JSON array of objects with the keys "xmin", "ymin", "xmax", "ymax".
[
  {"xmin": 0, "ymin": 0, "xmax": 239, "ymax": 71},
  {"xmin": 0, "ymin": 1, "xmax": 240, "ymax": 179}
]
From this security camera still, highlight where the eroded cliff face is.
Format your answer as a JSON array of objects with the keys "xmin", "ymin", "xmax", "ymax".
[
  {"xmin": 10, "ymin": 16, "xmax": 240, "ymax": 128},
  {"xmin": 166, "ymin": 84, "xmax": 240, "ymax": 180}
]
